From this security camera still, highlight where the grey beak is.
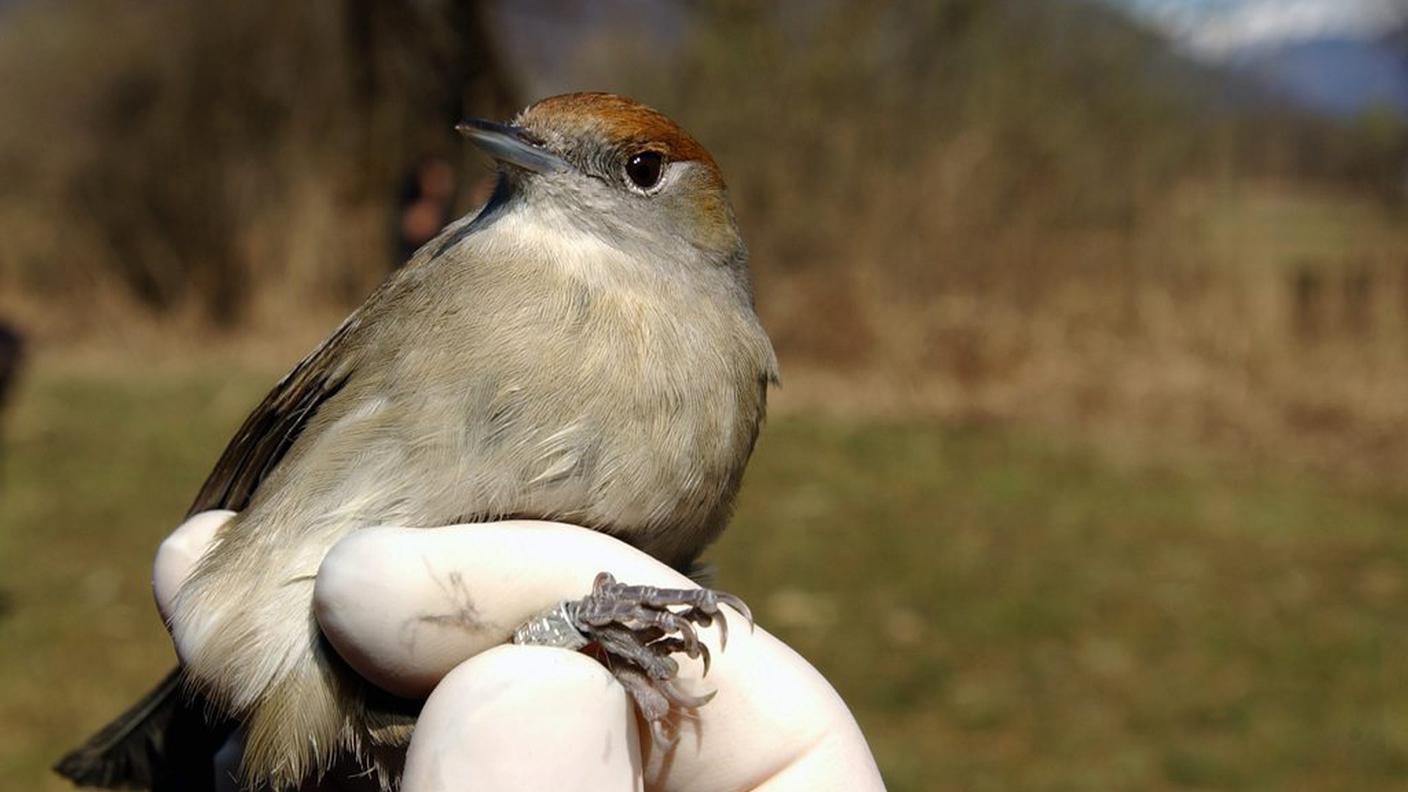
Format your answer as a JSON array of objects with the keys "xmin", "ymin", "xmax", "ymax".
[{"xmin": 456, "ymin": 119, "xmax": 572, "ymax": 174}]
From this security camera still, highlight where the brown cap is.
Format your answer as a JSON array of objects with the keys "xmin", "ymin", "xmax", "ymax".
[{"xmin": 516, "ymin": 92, "xmax": 724, "ymax": 187}]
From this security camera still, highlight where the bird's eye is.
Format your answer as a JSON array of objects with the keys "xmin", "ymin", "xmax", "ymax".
[{"xmin": 625, "ymin": 151, "xmax": 665, "ymax": 191}]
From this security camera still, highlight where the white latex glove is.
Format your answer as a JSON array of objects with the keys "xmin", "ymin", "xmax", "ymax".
[{"xmin": 154, "ymin": 512, "xmax": 885, "ymax": 792}]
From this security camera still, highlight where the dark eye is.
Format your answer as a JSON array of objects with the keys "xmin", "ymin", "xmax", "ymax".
[{"xmin": 625, "ymin": 151, "xmax": 664, "ymax": 191}]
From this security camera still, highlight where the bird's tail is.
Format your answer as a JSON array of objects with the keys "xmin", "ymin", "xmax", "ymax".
[{"xmin": 54, "ymin": 667, "xmax": 232, "ymax": 791}]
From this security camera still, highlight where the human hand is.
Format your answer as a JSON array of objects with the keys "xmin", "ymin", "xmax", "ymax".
[{"xmin": 155, "ymin": 512, "xmax": 885, "ymax": 791}]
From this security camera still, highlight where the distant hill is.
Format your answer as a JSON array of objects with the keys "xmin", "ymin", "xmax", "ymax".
[{"xmin": 1229, "ymin": 34, "xmax": 1408, "ymax": 118}]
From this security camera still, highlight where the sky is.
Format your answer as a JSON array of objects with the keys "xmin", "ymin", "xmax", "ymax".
[{"xmin": 1112, "ymin": 0, "xmax": 1408, "ymax": 58}]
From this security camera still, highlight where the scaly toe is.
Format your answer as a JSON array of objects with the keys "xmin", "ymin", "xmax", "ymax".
[{"xmin": 528, "ymin": 571, "xmax": 755, "ymax": 746}]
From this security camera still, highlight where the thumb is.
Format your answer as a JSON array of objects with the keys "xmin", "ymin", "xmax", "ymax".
[{"xmin": 152, "ymin": 510, "xmax": 234, "ymax": 634}]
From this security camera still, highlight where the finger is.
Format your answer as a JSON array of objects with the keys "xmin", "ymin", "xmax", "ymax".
[
  {"xmin": 649, "ymin": 632, "xmax": 885, "ymax": 792},
  {"xmin": 153, "ymin": 509, "xmax": 234, "ymax": 626},
  {"xmin": 312, "ymin": 520, "xmax": 703, "ymax": 698},
  {"xmin": 402, "ymin": 644, "xmax": 641, "ymax": 792},
  {"xmin": 314, "ymin": 521, "xmax": 884, "ymax": 792}
]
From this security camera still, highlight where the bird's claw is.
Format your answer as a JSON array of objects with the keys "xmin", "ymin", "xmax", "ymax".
[{"xmin": 561, "ymin": 571, "xmax": 750, "ymax": 747}]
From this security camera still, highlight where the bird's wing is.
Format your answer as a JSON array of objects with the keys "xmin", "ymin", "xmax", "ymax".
[
  {"xmin": 183, "ymin": 201, "xmax": 491, "ymax": 519},
  {"xmin": 185, "ymin": 314, "xmax": 362, "ymax": 517}
]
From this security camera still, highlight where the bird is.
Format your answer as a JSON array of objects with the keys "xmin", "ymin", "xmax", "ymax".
[{"xmin": 56, "ymin": 91, "xmax": 778, "ymax": 791}]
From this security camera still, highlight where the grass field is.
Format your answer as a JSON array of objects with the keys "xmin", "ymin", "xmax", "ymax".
[{"xmin": 3, "ymin": 360, "xmax": 1408, "ymax": 790}]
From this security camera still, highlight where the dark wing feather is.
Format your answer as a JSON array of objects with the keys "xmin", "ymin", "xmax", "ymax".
[
  {"xmin": 54, "ymin": 670, "xmax": 230, "ymax": 791},
  {"xmin": 186, "ymin": 317, "xmax": 360, "ymax": 517}
]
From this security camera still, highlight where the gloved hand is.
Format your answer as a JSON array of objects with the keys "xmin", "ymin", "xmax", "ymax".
[{"xmin": 154, "ymin": 512, "xmax": 885, "ymax": 792}]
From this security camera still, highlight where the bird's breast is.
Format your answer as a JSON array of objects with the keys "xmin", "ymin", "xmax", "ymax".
[
  {"xmin": 414, "ymin": 241, "xmax": 766, "ymax": 562},
  {"xmin": 303, "ymin": 213, "xmax": 772, "ymax": 565}
]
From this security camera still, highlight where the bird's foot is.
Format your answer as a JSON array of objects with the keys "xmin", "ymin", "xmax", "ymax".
[{"xmin": 512, "ymin": 572, "xmax": 751, "ymax": 747}]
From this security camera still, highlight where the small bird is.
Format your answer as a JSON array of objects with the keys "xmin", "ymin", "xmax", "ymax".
[{"xmin": 57, "ymin": 92, "xmax": 777, "ymax": 791}]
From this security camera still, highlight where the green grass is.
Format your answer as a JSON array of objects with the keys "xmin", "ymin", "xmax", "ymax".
[{"xmin": 4, "ymin": 363, "xmax": 1408, "ymax": 790}]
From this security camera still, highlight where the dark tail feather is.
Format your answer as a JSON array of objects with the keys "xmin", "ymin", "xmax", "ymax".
[{"xmin": 55, "ymin": 667, "xmax": 233, "ymax": 791}]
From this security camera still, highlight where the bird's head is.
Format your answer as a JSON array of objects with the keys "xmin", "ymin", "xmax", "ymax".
[{"xmin": 457, "ymin": 93, "xmax": 742, "ymax": 269}]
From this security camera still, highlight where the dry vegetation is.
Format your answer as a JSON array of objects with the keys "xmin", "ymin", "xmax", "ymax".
[
  {"xmin": 2, "ymin": 0, "xmax": 1405, "ymax": 482},
  {"xmin": 641, "ymin": 2, "xmax": 1408, "ymax": 483}
]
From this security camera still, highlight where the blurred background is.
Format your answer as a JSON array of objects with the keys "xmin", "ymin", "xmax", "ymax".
[{"xmin": 2, "ymin": 0, "xmax": 1408, "ymax": 789}]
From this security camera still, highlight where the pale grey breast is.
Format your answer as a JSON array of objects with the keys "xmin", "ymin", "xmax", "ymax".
[{"xmin": 240, "ymin": 206, "xmax": 772, "ymax": 570}]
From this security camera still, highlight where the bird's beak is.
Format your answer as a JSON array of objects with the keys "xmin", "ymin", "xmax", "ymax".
[{"xmin": 456, "ymin": 119, "xmax": 572, "ymax": 175}]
